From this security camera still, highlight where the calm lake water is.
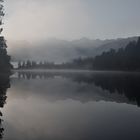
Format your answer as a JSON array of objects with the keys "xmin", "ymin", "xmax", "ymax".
[{"xmin": 1, "ymin": 71, "xmax": 140, "ymax": 140}]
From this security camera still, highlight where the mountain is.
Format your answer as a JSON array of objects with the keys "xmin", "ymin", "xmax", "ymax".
[{"xmin": 8, "ymin": 36, "xmax": 138, "ymax": 63}]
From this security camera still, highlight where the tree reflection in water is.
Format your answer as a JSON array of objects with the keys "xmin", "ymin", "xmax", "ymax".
[
  {"xmin": 0, "ymin": 75, "xmax": 10, "ymax": 139},
  {"xmin": 18, "ymin": 71, "xmax": 140, "ymax": 107}
]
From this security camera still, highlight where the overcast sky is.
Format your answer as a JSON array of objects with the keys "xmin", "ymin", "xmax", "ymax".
[{"xmin": 3, "ymin": 0, "xmax": 140, "ymax": 41}]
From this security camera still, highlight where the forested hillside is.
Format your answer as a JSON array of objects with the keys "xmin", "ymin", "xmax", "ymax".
[{"xmin": 93, "ymin": 37, "xmax": 140, "ymax": 71}]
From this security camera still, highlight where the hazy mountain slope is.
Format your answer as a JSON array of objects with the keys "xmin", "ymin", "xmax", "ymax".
[{"xmin": 8, "ymin": 36, "xmax": 138, "ymax": 63}]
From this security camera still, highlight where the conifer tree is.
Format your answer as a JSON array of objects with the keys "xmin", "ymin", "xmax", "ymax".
[{"xmin": 0, "ymin": 0, "xmax": 11, "ymax": 73}]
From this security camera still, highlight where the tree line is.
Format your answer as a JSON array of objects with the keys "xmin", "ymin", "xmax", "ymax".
[
  {"xmin": 18, "ymin": 60, "xmax": 92, "ymax": 70},
  {"xmin": 18, "ymin": 61, "xmax": 56, "ymax": 69},
  {"xmin": 93, "ymin": 37, "xmax": 140, "ymax": 71},
  {"xmin": 17, "ymin": 37, "xmax": 140, "ymax": 71}
]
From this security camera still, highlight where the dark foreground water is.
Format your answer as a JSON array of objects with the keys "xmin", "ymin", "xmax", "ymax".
[{"xmin": 1, "ymin": 71, "xmax": 140, "ymax": 140}]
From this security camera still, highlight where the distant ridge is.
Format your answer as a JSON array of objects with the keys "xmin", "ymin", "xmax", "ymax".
[{"xmin": 9, "ymin": 36, "xmax": 138, "ymax": 63}]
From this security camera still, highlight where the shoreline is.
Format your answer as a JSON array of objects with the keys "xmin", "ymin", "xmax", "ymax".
[{"xmin": 12, "ymin": 69, "xmax": 140, "ymax": 74}]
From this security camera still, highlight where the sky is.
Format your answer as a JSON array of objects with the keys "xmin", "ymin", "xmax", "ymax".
[{"xmin": 2, "ymin": 0, "xmax": 140, "ymax": 41}]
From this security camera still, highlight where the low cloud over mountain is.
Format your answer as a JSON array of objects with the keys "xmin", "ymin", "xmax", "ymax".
[{"xmin": 8, "ymin": 36, "xmax": 138, "ymax": 63}]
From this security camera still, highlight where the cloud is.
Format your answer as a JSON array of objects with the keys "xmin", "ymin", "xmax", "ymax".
[
  {"xmin": 2, "ymin": 0, "xmax": 140, "ymax": 42},
  {"xmin": 3, "ymin": 0, "xmax": 93, "ymax": 41}
]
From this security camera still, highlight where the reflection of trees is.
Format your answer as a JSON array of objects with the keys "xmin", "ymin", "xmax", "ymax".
[
  {"xmin": 0, "ymin": 75, "xmax": 10, "ymax": 139},
  {"xmin": 73, "ymin": 72, "xmax": 140, "ymax": 107},
  {"xmin": 18, "ymin": 72, "xmax": 55, "ymax": 80},
  {"xmin": 18, "ymin": 71, "xmax": 140, "ymax": 107},
  {"xmin": 18, "ymin": 71, "xmax": 87, "ymax": 80}
]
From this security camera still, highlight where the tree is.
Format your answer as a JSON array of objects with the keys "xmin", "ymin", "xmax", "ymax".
[
  {"xmin": 0, "ymin": 0, "xmax": 11, "ymax": 73},
  {"xmin": 18, "ymin": 61, "xmax": 22, "ymax": 69},
  {"xmin": 26, "ymin": 60, "xmax": 32, "ymax": 69}
]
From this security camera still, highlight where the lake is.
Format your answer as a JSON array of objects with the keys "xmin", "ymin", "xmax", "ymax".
[{"xmin": 1, "ymin": 71, "xmax": 140, "ymax": 140}]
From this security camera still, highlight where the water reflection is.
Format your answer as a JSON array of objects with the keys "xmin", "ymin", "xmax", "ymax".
[
  {"xmin": 2, "ymin": 71, "xmax": 140, "ymax": 140},
  {"xmin": 17, "ymin": 71, "xmax": 140, "ymax": 107},
  {"xmin": 0, "ymin": 75, "xmax": 10, "ymax": 139}
]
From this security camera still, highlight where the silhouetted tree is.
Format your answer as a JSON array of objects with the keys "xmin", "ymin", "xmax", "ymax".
[
  {"xmin": 0, "ymin": 1, "xmax": 11, "ymax": 136},
  {"xmin": 0, "ymin": 0, "xmax": 11, "ymax": 74},
  {"xmin": 26, "ymin": 60, "xmax": 32, "ymax": 69},
  {"xmin": 22, "ymin": 61, "xmax": 26, "ymax": 69},
  {"xmin": 18, "ymin": 61, "xmax": 22, "ymax": 69},
  {"xmin": 31, "ymin": 61, "xmax": 37, "ymax": 69}
]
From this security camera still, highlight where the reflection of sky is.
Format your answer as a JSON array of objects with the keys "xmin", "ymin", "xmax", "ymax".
[
  {"xmin": 7, "ymin": 76, "xmax": 131, "ymax": 104},
  {"xmin": 2, "ymin": 74, "xmax": 140, "ymax": 140},
  {"xmin": 3, "ymin": 90, "xmax": 140, "ymax": 140}
]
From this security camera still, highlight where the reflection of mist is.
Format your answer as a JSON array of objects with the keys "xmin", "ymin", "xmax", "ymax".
[
  {"xmin": 12, "ymin": 71, "xmax": 140, "ymax": 107},
  {"xmin": 5, "ymin": 71, "xmax": 140, "ymax": 140}
]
